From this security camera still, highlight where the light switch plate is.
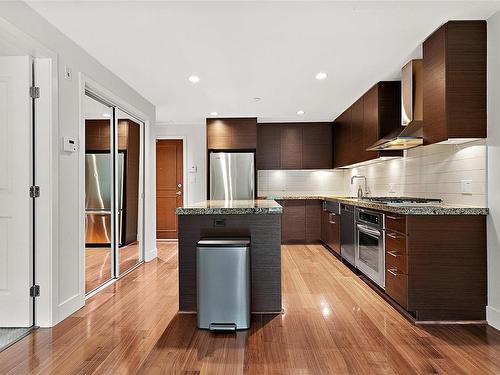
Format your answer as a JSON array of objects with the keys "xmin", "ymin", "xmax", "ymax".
[
  {"xmin": 64, "ymin": 66, "xmax": 72, "ymax": 81},
  {"xmin": 461, "ymin": 180, "xmax": 472, "ymax": 194},
  {"xmin": 388, "ymin": 183, "xmax": 396, "ymax": 194}
]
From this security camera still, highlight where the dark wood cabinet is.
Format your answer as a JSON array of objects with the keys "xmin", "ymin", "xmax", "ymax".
[
  {"xmin": 281, "ymin": 200, "xmax": 306, "ymax": 243},
  {"xmin": 305, "ymin": 200, "xmax": 322, "ymax": 242},
  {"xmin": 333, "ymin": 108, "xmax": 351, "ymax": 168},
  {"xmin": 256, "ymin": 124, "xmax": 281, "ymax": 169},
  {"xmin": 320, "ymin": 206, "xmax": 340, "ymax": 255},
  {"xmin": 384, "ymin": 214, "xmax": 487, "ymax": 321},
  {"xmin": 207, "ymin": 118, "xmax": 257, "ymax": 150},
  {"xmin": 279, "ymin": 199, "xmax": 322, "ymax": 243},
  {"xmin": 333, "ymin": 82, "xmax": 402, "ymax": 168},
  {"xmin": 423, "ymin": 21, "xmax": 486, "ymax": 145},
  {"xmin": 280, "ymin": 125, "xmax": 303, "ymax": 169},
  {"xmin": 302, "ymin": 123, "xmax": 333, "ymax": 169},
  {"xmin": 326, "ymin": 212, "xmax": 340, "ymax": 255},
  {"xmin": 257, "ymin": 123, "xmax": 332, "ymax": 170}
]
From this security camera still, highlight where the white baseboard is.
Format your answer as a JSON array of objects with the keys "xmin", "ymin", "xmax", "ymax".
[
  {"xmin": 56, "ymin": 293, "xmax": 85, "ymax": 326},
  {"xmin": 145, "ymin": 247, "xmax": 158, "ymax": 262},
  {"xmin": 487, "ymin": 305, "xmax": 500, "ymax": 331}
]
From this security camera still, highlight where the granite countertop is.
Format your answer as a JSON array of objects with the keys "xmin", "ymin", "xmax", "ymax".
[
  {"xmin": 258, "ymin": 195, "xmax": 488, "ymax": 215},
  {"xmin": 176, "ymin": 200, "xmax": 283, "ymax": 215}
]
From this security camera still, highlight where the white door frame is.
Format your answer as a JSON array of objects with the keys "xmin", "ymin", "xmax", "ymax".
[
  {"xmin": 154, "ymin": 136, "xmax": 187, "ymax": 243},
  {"xmin": 78, "ymin": 74, "xmax": 152, "ymax": 301},
  {"xmin": 0, "ymin": 18, "xmax": 57, "ymax": 328}
]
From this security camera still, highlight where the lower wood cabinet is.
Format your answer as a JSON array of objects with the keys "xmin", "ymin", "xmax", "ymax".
[
  {"xmin": 384, "ymin": 214, "xmax": 486, "ymax": 321},
  {"xmin": 323, "ymin": 210, "xmax": 340, "ymax": 255},
  {"xmin": 279, "ymin": 199, "xmax": 322, "ymax": 244}
]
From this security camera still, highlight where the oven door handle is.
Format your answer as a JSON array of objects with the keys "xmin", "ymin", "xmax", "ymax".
[{"xmin": 356, "ymin": 223, "xmax": 381, "ymax": 237}]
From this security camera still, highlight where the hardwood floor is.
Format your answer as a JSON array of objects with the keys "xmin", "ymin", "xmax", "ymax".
[
  {"xmin": 2, "ymin": 243, "xmax": 500, "ymax": 374},
  {"xmin": 85, "ymin": 242, "xmax": 141, "ymax": 293}
]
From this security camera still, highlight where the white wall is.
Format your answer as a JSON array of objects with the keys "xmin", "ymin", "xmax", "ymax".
[
  {"xmin": 487, "ymin": 10, "xmax": 500, "ymax": 330},
  {"xmin": 0, "ymin": 2, "xmax": 155, "ymax": 326},
  {"xmin": 345, "ymin": 140, "xmax": 487, "ymax": 206}
]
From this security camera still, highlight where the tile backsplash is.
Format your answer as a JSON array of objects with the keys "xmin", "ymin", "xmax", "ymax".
[
  {"xmin": 258, "ymin": 169, "xmax": 345, "ymax": 197},
  {"xmin": 258, "ymin": 139, "xmax": 487, "ymax": 206},
  {"xmin": 345, "ymin": 139, "xmax": 487, "ymax": 206}
]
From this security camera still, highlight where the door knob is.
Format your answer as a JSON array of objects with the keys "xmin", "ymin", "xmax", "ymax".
[
  {"xmin": 176, "ymin": 191, "xmax": 182, "ymax": 195},
  {"xmin": 177, "ymin": 183, "xmax": 182, "ymax": 188}
]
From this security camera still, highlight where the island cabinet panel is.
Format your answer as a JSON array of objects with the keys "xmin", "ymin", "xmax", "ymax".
[
  {"xmin": 384, "ymin": 214, "xmax": 487, "ymax": 321},
  {"xmin": 177, "ymin": 214, "xmax": 282, "ymax": 313},
  {"xmin": 423, "ymin": 21, "xmax": 487, "ymax": 145},
  {"xmin": 257, "ymin": 123, "xmax": 333, "ymax": 170},
  {"xmin": 207, "ymin": 118, "xmax": 257, "ymax": 150}
]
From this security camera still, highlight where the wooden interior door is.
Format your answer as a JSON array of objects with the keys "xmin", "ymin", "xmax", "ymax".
[{"xmin": 156, "ymin": 140, "xmax": 183, "ymax": 239}]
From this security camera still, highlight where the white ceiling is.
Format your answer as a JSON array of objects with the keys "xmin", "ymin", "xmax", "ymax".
[{"xmin": 28, "ymin": 1, "xmax": 500, "ymax": 124}]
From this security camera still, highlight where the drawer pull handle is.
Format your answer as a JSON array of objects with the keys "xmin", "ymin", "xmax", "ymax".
[
  {"xmin": 386, "ymin": 215, "xmax": 401, "ymax": 220},
  {"xmin": 387, "ymin": 250, "xmax": 399, "ymax": 257},
  {"xmin": 387, "ymin": 268, "xmax": 402, "ymax": 276},
  {"xmin": 329, "ymin": 213, "xmax": 336, "ymax": 224},
  {"xmin": 386, "ymin": 233, "xmax": 402, "ymax": 239}
]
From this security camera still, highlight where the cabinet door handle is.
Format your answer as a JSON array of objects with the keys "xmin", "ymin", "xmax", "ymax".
[
  {"xmin": 386, "ymin": 215, "xmax": 401, "ymax": 220},
  {"xmin": 387, "ymin": 250, "xmax": 399, "ymax": 257},
  {"xmin": 386, "ymin": 232, "xmax": 403, "ymax": 239},
  {"xmin": 329, "ymin": 213, "xmax": 336, "ymax": 224},
  {"xmin": 387, "ymin": 268, "xmax": 402, "ymax": 276}
]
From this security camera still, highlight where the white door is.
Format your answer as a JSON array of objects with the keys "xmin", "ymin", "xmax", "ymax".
[{"xmin": 0, "ymin": 56, "xmax": 33, "ymax": 327}]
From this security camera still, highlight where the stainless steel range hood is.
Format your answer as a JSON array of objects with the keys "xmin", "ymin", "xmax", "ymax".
[{"xmin": 367, "ymin": 59, "xmax": 423, "ymax": 151}]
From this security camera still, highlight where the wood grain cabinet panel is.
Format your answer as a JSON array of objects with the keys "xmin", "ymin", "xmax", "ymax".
[
  {"xmin": 305, "ymin": 200, "xmax": 322, "ymax": 242},
  {"xmin": 281, "ymin": 200, "xmax": 306, "ymax": 243},
  {"xmin": 257, "ymin": 124, "xmax": 281, "ymax": 169},
  {"xmin": 326, "ymin": 213, "xmax": 340, "ymax": 255},
  {"xmin": 257, "ymin": 123, "xmax": 332, "ymax": 170},
  {"xmin": 333, "ymin": 81, "xmax": 402, "ymax": 168},
  {"xmin": 383, "ymin": 213, "xmax": 487, "ymax": 322},
  {"xmin": 207, "ymin": 118, "xmax": 257, "ymax": 150},
  {"xmin": 423, "ymin": 21, "xmax": 486, "ymax": 145},
  {"xmin": 333, "ymin": 108, "xmax": 352, "ymax": 168},
  {"xmin": 280, "ymin": 125, "xmax": 303, "ymax": 169}
]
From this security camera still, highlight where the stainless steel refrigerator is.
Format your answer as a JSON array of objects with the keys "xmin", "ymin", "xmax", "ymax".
[
  {"xmin": 209, "ymin": 152, "xmax": 255, "ymax": 200},
  {"xmin": 85, "ymin": 153, "xmax": 124, "ymax": 246}
]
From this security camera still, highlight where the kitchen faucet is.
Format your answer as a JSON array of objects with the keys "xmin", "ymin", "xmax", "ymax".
[{"xmin": 350, "ymin": 175, "xmax": 368, "ymax": 199}]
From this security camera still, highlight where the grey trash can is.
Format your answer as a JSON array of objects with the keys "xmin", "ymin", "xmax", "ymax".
[{"xmin": 197, "ymin": 238, "xmax": 251, "ymax": 331}]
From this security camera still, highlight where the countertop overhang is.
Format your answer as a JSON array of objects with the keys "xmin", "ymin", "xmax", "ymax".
[
  {"xmin": 176, "ymin": 199, "xmax": 283, "ymax": 215},
  {"xmin": 258, "ymin": 195, "xmax": 488, "ymax": 216}
]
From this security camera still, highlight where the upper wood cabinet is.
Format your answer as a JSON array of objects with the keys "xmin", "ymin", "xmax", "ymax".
[
  {"xmin": 333, "ymin": 81, "xmax": 402, "ymax": 168},
  {"xmin": 256, "ymin": 124, "xmax": 281, "ymax": 170},
  {"xmin": 206, "ymin": 118, "xmax": 257, "ymax": 150},
  {"xmin": 423, "ymin": 21, "xmax": 487, "ymax": 145},
  {"xmin": 257, "ymin": 123, "xmax": 333, "ymax": 170}
]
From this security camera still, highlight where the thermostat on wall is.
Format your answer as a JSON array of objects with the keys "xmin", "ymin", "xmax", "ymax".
[{"xmin": 63, "ymin": 136, "xmax": 78, "ymax": 152}]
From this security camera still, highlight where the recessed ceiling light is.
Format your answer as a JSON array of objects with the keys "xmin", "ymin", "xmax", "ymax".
[
  {"xmin": 188, "ymin": 75, "xmax": 200, "ymax": 83},
  {"xmin": 315, "ymin": 72, "xmax": 328, "ymax": 80},
  {"xmin": 253, "ymin": 97, "xmax": 262, "ymax": 101},
  {"xmin": 297, "ymin": 110, "xmax": 305, "ymax": 115},
  {"xmin": 103, "ymin": 113, "xmax": 111, "ymax": 118},
  {"xmin": 210, "ymin": 112, "xmax": 218, "ymax": 116}
]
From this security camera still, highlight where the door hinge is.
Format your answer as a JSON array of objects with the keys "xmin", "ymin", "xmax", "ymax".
[
  {"xmin": 30, "ymin": 86, "xmax": 40, "ymax": 99},
  {"xmin": 29, "ymin": 185, "xmax": 40, "ymax": 198},
  {"xmin": 30, "ymin": 285, "xmax": 40, "ymax": 297}
]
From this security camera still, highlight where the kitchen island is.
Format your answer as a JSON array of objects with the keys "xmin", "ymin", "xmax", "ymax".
[{"xmin": 176, "ymin": 200, "xmax": 283, "ymax": 313}]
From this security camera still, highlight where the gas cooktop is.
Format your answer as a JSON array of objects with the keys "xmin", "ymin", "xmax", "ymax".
[{"xmin": 362, "ymin": 197, "xmax": 443, "ymax": 207}]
